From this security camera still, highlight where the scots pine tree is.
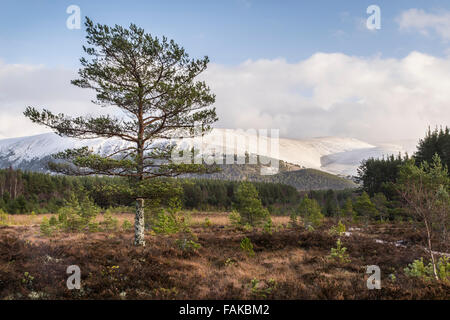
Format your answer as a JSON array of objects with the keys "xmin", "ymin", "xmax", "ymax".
[
  {"xmin": 342, "ymin": 197, "xmax": 355, "ymax": 221},
  {"xmin": 234, "ymin": 182, "xmax": 270, "ymax": 227},
  {"xmin": 24, "ymin": 18, "xmax": 217, "ymax": 246},
  {"xmin": 353, "ymin": 192, "xmax": 378, "ymax": 223},
  {"xmin": 292, "ymin": 195, "xmax": 324, "ymax": 228}
]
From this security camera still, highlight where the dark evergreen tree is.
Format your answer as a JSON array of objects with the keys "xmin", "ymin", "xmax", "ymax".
[
  {"xmin": 353, "ymin": 191, "xmax": 378, "ymax": 223},
  {"xmin": 356, "ymin": 153, "xmax": 409, "ymax": 199},
  {"xmin": 415, "ymin": 126, "xmax": 450, "ymax": 173},
  {"xmin": 324, "ymin": 189, "xmax": 338, "ymax": 216},
  {"xmin": 234, "ymin": 182, "xmax": 270, "ymax": 227}
]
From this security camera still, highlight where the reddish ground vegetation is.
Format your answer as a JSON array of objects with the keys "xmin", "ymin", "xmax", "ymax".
[{"xmin": 0, "ymin": 218, "xmax": 448, "ymax": 300}]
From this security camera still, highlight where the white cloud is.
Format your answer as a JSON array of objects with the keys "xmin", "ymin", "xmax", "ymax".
[
  {"xmin": 1, "ymin": 52, "xmax": 450, "ymax": 144},
  {"xmin": 397, "ymin": 8, "xmax": 450, "ymax": 41},
  {"xmin": 204, "ymin": 52, "xmax": 450, "ymax": 143},
  {"xmin": 0, "ymin": 61, "xmax": 96, "ymax": 138}
]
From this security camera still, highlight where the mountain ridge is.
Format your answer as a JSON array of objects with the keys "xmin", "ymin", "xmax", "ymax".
[{"xmin": 0, "ymin": 129, "xmax": 415, "ymax": 177}]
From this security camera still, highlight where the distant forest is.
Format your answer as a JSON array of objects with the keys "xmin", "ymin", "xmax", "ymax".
[
  {"xmin": 0, "ymin": 168, "xmax": 355, "ymax": 215},
  {"xmin": 182, "ymin": 159, "xmax": 356, "ymax": 190}
]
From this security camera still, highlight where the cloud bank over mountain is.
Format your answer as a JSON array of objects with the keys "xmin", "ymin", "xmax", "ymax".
[
  {"xmin": 1, "ymin": 51, "xmax": 449, "ymax": 143},
  {"xmin": 205, "ymin": 52, "xmax": 450, "ymax": 143}
]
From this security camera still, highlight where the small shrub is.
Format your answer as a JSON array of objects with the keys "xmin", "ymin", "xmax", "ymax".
[
  {"xmin": 328, "ymin": 220, "xmax": 346, "ymax": 236},
  {"xmin": 263, "ymin": 217, "xmax": 273, "ymax": 235},
  {"xmin": 292, "ymin": 196, "xmax": 324, "ymax": 229},
  {"xmin": 58, "ymin": 194, "xmax": 99, "ymax": 232},
  {"xmin": 437, "ymin": 257, "xmax": 450, "ymax": 281},
  {"xmin": 289, "ymin": 212, "xmax": 300, "ymax": 227},
  {"xmin": 329, "ymin": 239, "xmax": 350, "ymax": 263},
  {"xmin": 354, "ymin": 192, "xmax": 378, "ymax": 225},
  {"xmin": 144, "ymin": 199, "xmax": 164, "ymax": 229},
  {"xmin": 88, "ymin": 222, "xmax": 100, "ymax": 233},
  {"xmin": 342, "ymin": 198, "xmax": 355, "ymax": 220},
  {"xmin": 59, "ymin": 208, "xmax": 85, "ymax": 231},
  {"xmin": 240, "ymin": 237, "xmax": 255, "ymax": 257},
  {"xmin": 152, "ymin": 211, "xmax": 177, "ymax": 234},
  {"xmin": 204, "ymin": 217, "xmax": 211, "ymax": 227},
  {"xmin": 150, "ymin": 197, "xmax": 190, "ymax": 235},
  {"xmin": 404, "ymin": 257, "xmax": 450, "ymax": 281},
  {"xmin": 21, "ymin": 272, "xmax": 34, "ymax": 289},
  {"xmin": 224, "ymin": 258, "xmax": 237, "ymax": 267},
  {"xmin": 249, "ymin": 278, "xmax": 277, "ymax": 298},
  {"xmin": 175, "ymin": 238, "xmax": 201, "ymax": 252},
  {"xmin": 229, "ymin": 210, "xmax": 241, "ymax": 227},
  {"xmin": 167, "ymin": 197, "xmax": 182, "ymax": 214},
  {"xmin": 101, "ymin": 265, "xmax": 121, "ymax": 282},
  {"xmin": 40, "ymin": 217, "xmax": 57, "ymax": 236},
  {"xmin": 48, "ymin": 216, "xmax": 58, "ymax": 226},
  {"xmin": 404, "ymin": 258, "xmax": 429, "ymax": 279},
  {"xmin": 122, "ymin": 220, "xmax": 133, "ymax": 231},
  {"xmin": 152, "ymin": 211, "xmax": 190, "ymax": 234},
  {"xmin": 0, "ymin": 209, "xmax": 11, "ymax": 226},
  {"xmin": 40, "ymin": 218, "xmax": 51, "ymax": 236},
  {"xmin": 101, "ymin": 210, "xmax": 118, "ymax": 231}
]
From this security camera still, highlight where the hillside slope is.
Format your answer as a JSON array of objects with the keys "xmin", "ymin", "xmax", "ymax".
[
  {"xmin": 188, "ymin": 161, "xmax": 357, "ymax": 190},
  {"xmin": 0, "ymin": 129, "xmax": 413, "ymax": 179}
]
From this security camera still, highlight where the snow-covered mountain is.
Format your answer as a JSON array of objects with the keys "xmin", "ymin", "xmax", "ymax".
[
  {"xmin": 0, "ymin": 129, "xmax": 416, "ymax": 176},
  {"xmin": 0, "ymin": 133, "xmax": 132, "ymax": 172}
]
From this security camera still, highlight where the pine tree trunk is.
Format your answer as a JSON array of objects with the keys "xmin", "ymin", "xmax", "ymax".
[
  {"xmin": 135, "ymin": 96, "xmax": 145, "ymax": 246},
  {"xmin": 134, "ymin": 198, "xmax": 146, "ymax": 246}
]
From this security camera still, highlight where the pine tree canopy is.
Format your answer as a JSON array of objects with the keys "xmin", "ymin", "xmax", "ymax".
[{"xmin": 24, "ymin": 17, "xmax": 218, "ymax": 183}]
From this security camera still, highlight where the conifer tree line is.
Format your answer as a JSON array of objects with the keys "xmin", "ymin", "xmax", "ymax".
[
  {"xmin": 0, "ymin": 170, "xmax": 298, "ymax": 214},
  {"xmin": 0, "ymin": 168, "xmax": 361, "ymax": 217},
  {"xmin": 357, "ymin": 126, "xmax": 450, "ymax": 199},
  {"xmin": 353, "ymin": 126, "xmax": 450, "ymax": 225},
  {"xmin": 0, "ymin": 168, "xmax": 24, "ymax": 200},
  {"xmin": 0, "ymin": 166, "xmax": 399, "ymax": 223}
]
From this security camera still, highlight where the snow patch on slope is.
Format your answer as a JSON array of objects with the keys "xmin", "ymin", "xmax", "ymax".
[
  {"xmin": 0, "ymin": 133, "xmax": 129, "ymax": 166},
  {"xmin": 0, "ymin": 129, "xmax": 415, "ymax": 176}
]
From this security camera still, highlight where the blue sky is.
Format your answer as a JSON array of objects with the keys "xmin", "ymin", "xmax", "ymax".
[
  {"xmin": 1, "ymin": 0, "xmax": 450, "ymax": 67},
  {"xmin": 1, "ymin": 1, "xmax": 450, "ymax": 143}
]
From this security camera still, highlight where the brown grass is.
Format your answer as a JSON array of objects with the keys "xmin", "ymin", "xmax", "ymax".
[
  {"xmin": 0, "ymin": 214, "xmax": 448, "ymax": 300},
  {"xmin": 4, "ymin": 212, "xmax": 290, "ymax": 227}
]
